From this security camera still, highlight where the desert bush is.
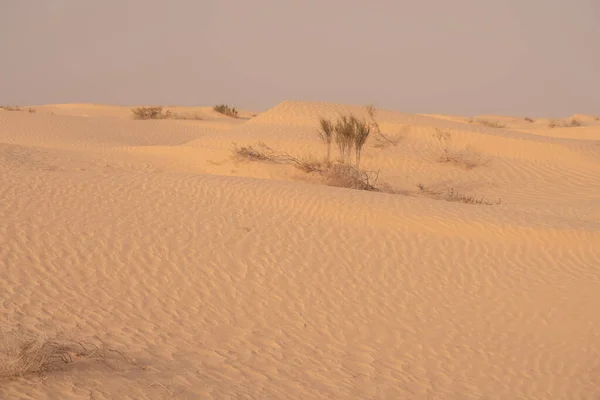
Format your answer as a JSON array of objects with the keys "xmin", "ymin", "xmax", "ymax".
[
  {"xmin": 524, "ymin": 117, "xmax": 534, "ymax": 123},
  {"xmin": 0, "ymin": 106, "xmax": 22, "ymax": 112},
  {"xmin": 548, "ymin": 118, "xmax": 583, "ymax": 128},
  {"xmin": 0, "ymin": 327, "xmax": 129, "ymax": 378},
  {"xmin": 28, "ymin": 108, "xmax": 36, "ymax": 113},
  {"xmin": 433, "ymin": 129, "xmax": 484, "ymax": 169},
  {"xmin": 365, "ymin": 105, "xmax": 400, "ymax": 148},
  {"xmin": 318, "ymin": 113, "xmax": 371, "ymax": 167},
  {"xmin": 417, "ymin": 184, "xmax": 501, "ymax": 205},
  {"xmin": 233, "ymin": 142, "xmax": 383, "ymax": 192},
  {"xmin": 317, "ymin": 117, "xmax": 334, "ymax": 162},
  {"xmin": 131, "ymin": 106, "xmax": 172, "ymax": 120},
  {"xmin": 214, "ymin": 104, "xmax": 238, "ymax": 118},
  {"xmin": 324, "ymin": 163, "xmax": 379, "ymax": 191},
  {"xmin": 475, "ymin": 119, "xmax": 506, "ymax": 129},
  {"xmin": 170, "ymin": 112, "xmax": 203, "ymax": 120}
]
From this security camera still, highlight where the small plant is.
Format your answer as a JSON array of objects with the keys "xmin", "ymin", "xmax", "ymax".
[
  {"xmin": 214, "ymin": 104, "xmax": 238, "ymax": 118},
  {"xmin": 417, "ymin": 184, "xmax": 501, "ymax": 205},
  {"xmin": 0, "ymin": 327, "xmax": 129, "ymax": 378},
  {"xmin": 233, "ymin": 141, "xmax": 384, "ymax": 192},
  {"xmin": 317, "ymin": 117, "xmax": 335, "ymax": 162},
  {"xmin": 548, "ymin": 118, "xmax": 583, "ymax": 128},
  {"xmin": 524, "ymin": 117, "xmax": 534, "ymax": 123},
  {"xmin": 131, "ymin": 106, "xmax": 172, "ymax": 120},
  {"xmin": 475, "ymin": 119, "xmax": 506, "ymax": 129},
  {"xmin": 433, "ymin": 129, "xmax": 484, "ymax": 170},
  {"xmin": 0, "ymin": 105, "xmax": 22, "ymax": 112},
  {"xmin": 320, "ymin": 113, "xmax": 371, "ymax": 167},
  {"xmin": 28, "ymin": 108, "xmax": 36, "ymax": 113},
  {"xmin": 365, "ymin": 105, "xmax": 399, "ymax": 148}
]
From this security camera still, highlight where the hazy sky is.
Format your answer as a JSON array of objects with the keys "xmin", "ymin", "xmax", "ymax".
[{"xmin": 1, "ymin": 1, "xmax": 598, "ymax": 117}]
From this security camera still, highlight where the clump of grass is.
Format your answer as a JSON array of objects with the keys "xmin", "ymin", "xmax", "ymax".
[
  {"xmin": 524, "ymin": 117, "xmax": 534, "ymax": 123},
  {"xmin": 170, "ymin": 112, "xmax": 203, "ymax": 120},
  {"xmin": 548, "ymin": 118, "xmax": 583, "ymax": 128},
  {"xmin": 324, "ymin": 163, "xmax": 379, "ymax": 191},
  {"xmin": 317, "ymin": 117, "xmax": 335, "ymax": 162},
  {"xmin": 233, "ymin": 142, "xmax": 384, "ymax": 192},
  {"xmin": 365, "ymin": 105, "xmax": 400, "ymax": 148},
  {"xmin": 417, "ymin": 184, "xmax": 501, "ymax": 205},
  {"xmin": 318, "ymin": 113, "xmax": 371, "ymax": 168},
  {"xmin": 0, "ymin": 327, "xmax": 129, "ymax": 379},
  {"xmin": 28, "ymin": 108, "xmax": 36, "ymax": 113},
  {"xmin": 214, "ymin": 104, "xmax": 238, "ymax": 118},
  {"xmin": 433, "ymin": 129, "xmax": 485, "ymax": 170},
  {"xmin": 0, "ymin": 106, "xmax": 22, "ymax": 112},
  {"xmin": 131, "ymin": 106, "xmax": 172, "ymax": 120},
  {"xmin": 473, "ymin": 119, "xmax": 506, "ymax": 129}
]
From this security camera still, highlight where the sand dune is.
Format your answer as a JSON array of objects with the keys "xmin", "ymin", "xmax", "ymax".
[{"xmin": 1, "ymin": 102, "xmax": 599, "ymax": 399}]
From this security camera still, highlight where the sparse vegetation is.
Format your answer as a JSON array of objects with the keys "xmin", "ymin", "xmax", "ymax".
[
  {"xmin": 548, "ymin": 118, "xmax": 583, "ymax": 128},
  {"xmin": 524, "ymin": 117, "xmax": 534, "ymax": 123},
  {"xmin": 233, "ymin": 142, "xmax": 384, "ymax": 192},
  {"xmin": 366, "ymin": 105, "xmax": 400, "ymax": 148},
  {"xmin": 0, "ymin": 327, "xmax": 129, "ymax": 379},
  {"xmin": 417, "ymin": 184, "xmax": 501, "ymax": 205},
  {"xmin": 28, "ymin": 108, "xmax": 36, "ymax": 113},
  {"xmin": 433, "ymin": 129, "xmax": 484, "ymax": 169},
  {"xmin": 468, "ymin": 119, "xmax": 506, "ymax": 129},
  {"xmin": 131, "ymin": 106, "xmax": 204, "ymax": 120},
  {"xmin": 317, "ymin": 112, "xmax": 371, "ymax": 167},
  {"xmin": 214, "ymin": 104, "xmax": 238, "ymax": 118},
  {"xmin": 0, "ymin": 106, "xmax": 22, "ymax": 112},
  {"xmin": 131, "ymin": 106, "xmax": 172, "ymax": 120},
  {"xmin": 317, "ymin": 117, "xmax": 334, "ymax": 162}
]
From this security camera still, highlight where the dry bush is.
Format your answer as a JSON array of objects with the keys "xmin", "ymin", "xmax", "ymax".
[
  {"xmin": 524, "ymin": 117, "xmax": 534, "ymax": 123},
  {"xmin": 28, "ymin": 108, "xmax": 36, "ymax": 113},
  {"xmin": 318, "ymin": 113, "xmax": 371, "ymax": 167},
  {"xmin": 433, "ymin": 129, "xmax": 484, "ymax": 169},
  {"xmin": 214, "ymin": 104, "xmax": 238, "ymax": 118},
  {"xmin": 233, "ymin": 142, "xmax": 383, "ymax": 192},
  {"xmin": 233, "ymin": 142, "xmax": 301, "ymax": 164},
  {"xmin": 0, "ymin": 327, "xmax": 129, "ymax": 379},
  {"xmin": 365, "ymin": 105, "xmax": 400, "ymax": 148},
  {"xmin": 417, "ymin": 184, "xmax": 501, "ymax": 205},
  {"xmin": 131, "ymin": 106, "xmax": 172, "ymax": 120},
  {"xmin": 0, "ymin": 106, "xmax": 22, "ymax": 112},
  {"xmin": 324, "ymin": 163, "xmax": 379, "ymax": 191},
  {"xmin": 170, "ymin": 112, "xmax": 203, "ymax": 120},
  {"xmin": 471, "ymin": 119, "xmax": 506, "ymax": 129},
  {"xmin": 548, "ymin": 118, "xmax": 583, "ymax": 128}
]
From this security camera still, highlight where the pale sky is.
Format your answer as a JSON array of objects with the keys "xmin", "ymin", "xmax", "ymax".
[{"xmin": 1, "ymin": 0, "xmax": 598, "ymax": 117}]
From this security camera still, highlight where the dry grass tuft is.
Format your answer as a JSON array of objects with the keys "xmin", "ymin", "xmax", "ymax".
[
  {"xmin": 131, "ymin": 106, "xmax": 172, "ymax": 120},
  {"xmin": 214, "ymin": 104, "xmax": 238, "ymax": 118},
  {"xmin": 417, "ymin": 184, "xmax": 501, "ymax": 205},
  {"xmin": 468, "ymin": 119, "xmax": 506, "ymax": 129},
  {"xmin": 433, "ymin": 129, "xmax": 485, "ymax": 169},
  {"xmin": 324, "ymin": 163, "xmax": 380, "ymax": 191},
  {"xmin": 233, "ymin": 142, "xmax": 384, "ymax": 192},
  {"xmin": 548, "ymin": 118, "xmax": 583, "ymax": 128},
  {"xmin": 365, "ymin": 105, "xmax": 400, "ymax": 148},
  {"xmin": 0, "ymin": 327, "xmax": 130, "ymax": 379},
  {"xmin": 1, "ymin": 106, "xmax": 22, "ymax": 112},
  {"xmin": 524, "ymin": 117, "xmax": 534, "ymax": 123},
  {"xmin": 131, "ymin": 107, "xmax": 204, "ymax": 121}
]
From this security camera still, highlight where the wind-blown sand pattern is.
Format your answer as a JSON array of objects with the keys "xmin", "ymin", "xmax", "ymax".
[{"xmin": 1, "ymin": 102, "xmax": 599, "ymax": 399}]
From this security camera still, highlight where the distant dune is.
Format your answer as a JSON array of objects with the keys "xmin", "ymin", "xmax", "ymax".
[{"xmin": 1, "ymin": 102, "xmax": 599, "ymax": 399}]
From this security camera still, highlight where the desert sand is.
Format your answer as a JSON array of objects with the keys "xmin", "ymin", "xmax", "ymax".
[{"xmin": 1, "ymin": 101, "xmax": 599, "ymax": 399}]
